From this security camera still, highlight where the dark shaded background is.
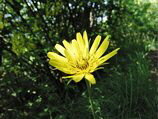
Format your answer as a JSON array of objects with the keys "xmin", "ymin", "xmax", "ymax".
[{"xmin": 0, "ymin": 0, "xmax": 157, "ymax": 119}]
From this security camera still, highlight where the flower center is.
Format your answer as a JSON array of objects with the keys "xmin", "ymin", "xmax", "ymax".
[{"xmin": 76, "ymin": 58, "xmax": 89, "ymax": 70}]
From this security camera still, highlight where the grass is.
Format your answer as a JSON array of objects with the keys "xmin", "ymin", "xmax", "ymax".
[{"xmin": 92, "ymin": 34, "xmax": 157, "ymax": 119}]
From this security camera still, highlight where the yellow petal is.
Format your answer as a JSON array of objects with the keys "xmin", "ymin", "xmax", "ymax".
[
  {"xmin": 90, "ymin": 35, "xmax": 101, "ymax": 55},
  {"xmin": 76, "ymin": 32, "xmax": 84, "ymax": 52},
  {"xmin": 64, "ymin": 49, "xmax": 74, "ymax": 62},
  {"xmin": 47, "ymin": 52, "xmax": 70, "ymax": 73},
  {"xmin": 85, "ymin": 73, "xmax": 96, "ymax": 84},
  {"xmin": 63, "ymin": 40, "xmax": 76, "ymax": 62},
  {"xmin": 63, "ymin": 74, "xmax": 84, "ymax": 82},
  {"xmin": 98, "ymin": 48, "xmax": 120, "ymax": 65},
  {"xmin": 55, "ymin": 44, "xmax": 65, "ymax": 56},
  {"xmin": 71, "ymin": 39, "xmax": 80, "ymax": 58},
  {"xmin": 72, "ymin": 74, "xmax": 84, "ymax": 82},
  {"xmin": 83, "ymin": 31, "xmax": 89, "ymax": 50},
  {"xmin": 49, "ymin": 60, "xmax": 74, "ymax": 74},
  {"xmin": 47, "ymin": 52, "xmax": 67, "ymax": 63},
  {"xmin": 49, "ymin": 59, "xmax": 67, "ymax": 68},
  {"xmin": 95, "ymin": 35, "xmax": 110, "ymax": 59},
  {"xmin": 63, "ymin": 40, "xmax": 71, "ymax": 50},
  {"xmin": 83, "ymin": 31, "xmax": 89, "ymax": 58}
]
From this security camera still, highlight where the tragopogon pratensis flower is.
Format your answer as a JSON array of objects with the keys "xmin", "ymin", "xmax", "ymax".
[{"xmin": 47, "ymin": 31, "xmax": 120, "ymax": 85}]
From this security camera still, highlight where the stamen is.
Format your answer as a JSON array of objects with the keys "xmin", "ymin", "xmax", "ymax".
[{"xmin": 76, "ymin": 58, "xmax": 89, "ymax": 70}]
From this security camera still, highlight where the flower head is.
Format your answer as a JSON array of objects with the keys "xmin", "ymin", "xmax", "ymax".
[{"xmin": 48, "ymin": 31, "xmax": 119, "ymax": 84}]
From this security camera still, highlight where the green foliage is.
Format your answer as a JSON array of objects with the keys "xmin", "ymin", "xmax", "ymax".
[
  {"xmin": 0, "ymin": 0, "xmax": 157, "ymax": 119},
  {"xmin": 11, "ymin": 32, "xmax": 36, "ymax": 55}
]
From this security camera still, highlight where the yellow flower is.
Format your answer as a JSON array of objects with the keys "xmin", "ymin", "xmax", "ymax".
[{"xmin": 47, "ymin": 31, "xmax": 120, "ymax": 85}]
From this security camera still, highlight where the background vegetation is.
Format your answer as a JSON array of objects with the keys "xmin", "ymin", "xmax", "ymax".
[{"xmin": 0, "ymin": 0, "xmax": 157, "ymax": 119}]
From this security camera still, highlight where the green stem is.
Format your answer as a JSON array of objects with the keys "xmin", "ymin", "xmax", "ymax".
[{"xmin": 86, "ymin": 80, "xmax": 96, "ymax": 119}]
